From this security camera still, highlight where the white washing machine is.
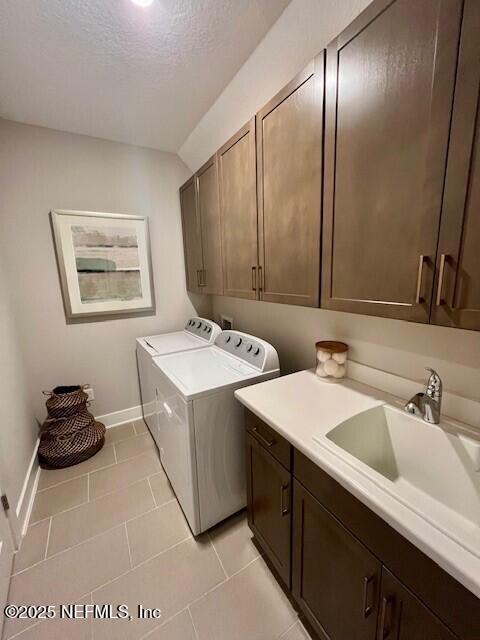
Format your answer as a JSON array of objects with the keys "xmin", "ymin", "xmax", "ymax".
[
  {"xmin": 136, "ymin": 318, "xmax": 221, "ymax": 434},
  {"xmin": 152, "ymin": 330, "xmax": 280, "ymax": 535}
]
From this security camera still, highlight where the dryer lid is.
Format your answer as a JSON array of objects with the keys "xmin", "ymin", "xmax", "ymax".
[{"xmin": 143, "ymin": 331, "xmax": 205, "ymax": 356}]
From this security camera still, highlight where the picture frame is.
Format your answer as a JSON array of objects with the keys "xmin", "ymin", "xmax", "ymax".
[{"xmin": 50, "ymin": 209, "xmax": 155, "ymax": 320}]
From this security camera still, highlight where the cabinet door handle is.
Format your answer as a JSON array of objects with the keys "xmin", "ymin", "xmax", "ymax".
[
  {"xmin": 362, "ymin": 575, "xmax": 375, "ymax": 618},
  {"xmin": 196, "ymin": 270, "xmax": 201, "ymax": 287},
  {"xmin": 251, "ymin": 426, "xmax": 275, "ymax": 448},
  {"xmin": 436, "ymin": 253, "xmax": 447, "ymax": 306},
  {"xmin": 202, "ymin": 269, "xmax": 206, "ymax": 287},
  {"xmin": 258, "ymin": 265, "xmax": 263, "ymax": 293},
  {"xmin": 379, "ymin": 596, "xmax": 394, "ymax": 639},
  {"xmin": 415, "ymin": 255, "xmax": 426, "ymax": 304},
  {"xmin": 252, "ymin": 266, "xmax": 257, "ymax": 291},
  {"xmin": 280, "ymin": 484, "xmax": 289, "ymax": 516}
]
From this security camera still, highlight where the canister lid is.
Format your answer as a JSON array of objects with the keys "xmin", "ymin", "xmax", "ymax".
[{"xmin": 315, "ymin": 341, "xmax": 348, "ymax": 353}]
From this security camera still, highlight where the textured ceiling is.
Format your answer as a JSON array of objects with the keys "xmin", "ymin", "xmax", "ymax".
[{"xmin": 0, "ymin": 0, "xmax": 290, "ymax": 151}]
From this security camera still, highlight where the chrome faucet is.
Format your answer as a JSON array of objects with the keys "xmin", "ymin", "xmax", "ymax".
[{"xmin": 404, "ymin": 368, "xmax": 442, "ymax": 424}]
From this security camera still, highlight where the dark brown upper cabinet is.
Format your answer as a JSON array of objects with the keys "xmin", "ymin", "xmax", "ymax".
[
  {"xmin": 218, "ymin": 119, "xmax": 258, "ymax": 300},
  {"xmin": 196, "ymin": 156, "xmax": 223, "ymax": 295},
  {"xmin": 180, "ymin": 176, "xmax": 203, "ymax": 294},
  {"xmin": 431, "ymin": 0, "xmax": 480, "ymax": 331},
  {"xmin": 322, "ymin": 0, "xmax": 463, "ymax": 322},
  {"xmin": 256, "ymin": 55, "xmax": 324, "ymax": 307}
]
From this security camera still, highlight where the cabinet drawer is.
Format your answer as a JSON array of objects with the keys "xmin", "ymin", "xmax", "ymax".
[{"xmin": 245, "ymin": 410, "xmax": 291, "ymax": 470}]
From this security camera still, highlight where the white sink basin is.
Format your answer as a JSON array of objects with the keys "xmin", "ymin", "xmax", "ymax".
[{"xmin": 315, "ymin": 405, "xmax": 480, "ymax": 557}]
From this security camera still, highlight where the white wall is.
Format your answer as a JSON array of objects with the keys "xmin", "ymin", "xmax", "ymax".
[
  {"xmin": 180, "ymin": 0, "xmax": 480, "ymax": 403},
  {"xmin": 0, "ymin": 119, "xmax": 211, "ymax": 420},
  {"xmin": 212, "ymin": 297, "xmax": 480, "ymax": 402},
  {"xmin": 0, "ymin": 254, "xmax": 37, "ymax": 530},
  {"xmin": 179, "ymin": 0, "xmax": 371, "ymax": 172}
]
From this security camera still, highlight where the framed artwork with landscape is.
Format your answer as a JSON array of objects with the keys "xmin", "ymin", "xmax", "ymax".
[{"xmin": 50, "ymin": 209, "xmax": 155, "ymax": 319}]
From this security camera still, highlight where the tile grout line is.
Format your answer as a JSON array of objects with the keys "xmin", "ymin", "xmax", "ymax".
[
  {"xmin": 13, "ymin": 496, "xmax": 180, "ymax": 576},
  {"xmin": 124, "ymin": 522, "xmax": 133, "ymax": 569},
  {"xmin": 89, "ymin": 535, "xmax": 200, "ymax": 601},
  {"xmin": 187, "ymin": 605, "xmax": 201, "ymax": 640},
  {"xmin": 87, "ymin": 472, "xmax": 90, "ymax": 502},
  {"xmin": 87, "ymin": 461, "xmax": 162, "ymax": 503},
  {"xmin": 11, "ymin": 499, "xmax": 164, "ymax": 577},
  {"xmin": 112, "ymin": 441, "xmax": 118, "ymax": 464},
  {"xmin": 12, "ymin": 502, "xmax": 246, "ymax": 581},
  {"xmin": 278, "ymin": 620, "xmax": 301, "ymax": 639},
  {"xmin": 36, "ymin": 455, "xmax": 116, "ymax": 494},
  {"xmin": 207, "ymin": 532, "xmax": 228, "ymax": 579},
  {"xmin": 184, "ymin": 554, "xmax": 265, "ymax": 612},
  {"xmin": 137, "ymin": 606, "xmax": 190, "ymax": 640},
  {"xmin": 29, "ymin": 465, "xmax": 160, "ymax": 530},
  {"xmin": 146, "ymin": 475, "xmax": 158, "ymax": 508},
  {"xmin": 44, "ymin": 517, "xmax": 52, "ymax": 560},
  {"xmin": 4, "ymin": 620, "xmax": 40, "ymax": 640}
]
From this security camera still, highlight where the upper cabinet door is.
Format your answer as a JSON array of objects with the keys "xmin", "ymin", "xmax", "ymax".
[
  {"xmin": 180, "ymin": 176, "xmax": 203, "ymax": 294},
  {"xmin": 218, "ymin": 120, "xmax": 258, "ymax": 300},
  {"xmin": 431, "ymin": 0, "xmax": 480, "ymax": 331},
  {"xmin": 196, "ymin": 156, "xmax": 223, "ymax": 295},
  {"xmin": 257, "ymin": 56, "xmax": 324, "ymax": 307},
  {"xmin": 322, "ymin": 0, "xmax": 463, "ymax": 322}
]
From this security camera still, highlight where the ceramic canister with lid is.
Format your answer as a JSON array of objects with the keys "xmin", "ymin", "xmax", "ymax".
[{"xmin": 315, "ymin": 341, "xmax": 349, "ymax": 379}]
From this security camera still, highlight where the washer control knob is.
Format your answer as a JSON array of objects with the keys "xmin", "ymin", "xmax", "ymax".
[
  {"xmin": 207, "ymin": 326, "xmax": 212, "ymax": 333},
  {"xmin": 197, "ymin": 321, "xmax": 202, "ymax": 328},
  {"xmin": 226, "ymin": 335, "xmax": 231, "ymax": 343},
  {"xmin": 246, "ymin": 344, "xmax": 253, "ymax": 353},
  {"xmin": 253, "ymin": 347, "xmax": 260, "ymax": 356},
  {"xmin": 235, "ymin": 338, "xmax": 242, "ymax": 347}
]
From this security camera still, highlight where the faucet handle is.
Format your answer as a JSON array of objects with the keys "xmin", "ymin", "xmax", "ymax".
[{"xmin": 425, "ymin": 367, "xmax": 442, "ymax": 399}]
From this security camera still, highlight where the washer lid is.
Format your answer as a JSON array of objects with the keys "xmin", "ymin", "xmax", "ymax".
[
  {"xmin": 153, "ymin": 347, "xmax": 259, "ymax": 399},
  {"xmin": 143, "ymin": 331, "xmax": 205, "ymax": 355}
]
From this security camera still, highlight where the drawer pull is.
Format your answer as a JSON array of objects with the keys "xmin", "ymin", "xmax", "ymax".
[
  {"xmin": 280, "ymin": 484, "xmax": 289, "ymax": 516},
  {"xmin": 252, "ymin": 426, "xmax": 275, "ymax": 447},
  {"xmin": 379, "ymin": 596, "xmax": 394, "ymax": 639},
  {"xmin": 362, "ymin": 575, "xmax": 374, "ymax": 618}
]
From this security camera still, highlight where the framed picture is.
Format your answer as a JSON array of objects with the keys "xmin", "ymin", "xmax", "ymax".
[{"xmin": 50, "ymin": 209, "xmax": 155, "ymax": 319}]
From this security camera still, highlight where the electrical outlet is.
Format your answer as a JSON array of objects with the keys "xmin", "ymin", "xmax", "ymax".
[
  {"xmin": 84, "ymin": 386, "xmax": 95, "ymax": 401},
  {"xmin": 220, "ymin": 315, "xmax": 233, "ymax": 330}
]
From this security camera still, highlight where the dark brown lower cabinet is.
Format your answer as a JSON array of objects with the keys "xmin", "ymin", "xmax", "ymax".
[
  {"xmin": 378, "ymin": 568, "xmax": 456, "ymax": 640},
  {"xmin": 292, "ymin": 480, "xmax": 380, "ymax": 640},
  {"xmin": 246, "ymin": 433, "xmax": 291, "ymax": 586},
  {"xmin": 244, "ymin": 411, "xmax": 480, "ymax": 640}
]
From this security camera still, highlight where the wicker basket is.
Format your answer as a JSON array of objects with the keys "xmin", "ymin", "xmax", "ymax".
[
  {"xmin": 43, "ymin": 385, "xmax": 90, "ymax": 420},
  {"xmin": 39, "ymin": 385, "xmax": 105, "ymax": 469}
]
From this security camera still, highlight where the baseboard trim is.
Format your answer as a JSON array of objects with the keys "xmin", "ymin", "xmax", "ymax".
[
  {"xmin": 16, "ymin": 438, "xmax": 40, "ymax": 540},
  {"xmin": 94, "ymin": 405, "xmax": 143, "ymax": 429}
]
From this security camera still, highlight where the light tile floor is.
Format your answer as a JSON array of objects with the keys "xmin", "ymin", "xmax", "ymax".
[{"xmin": 4, "ymin": 421, "xmax": 311, "ymax": 640}]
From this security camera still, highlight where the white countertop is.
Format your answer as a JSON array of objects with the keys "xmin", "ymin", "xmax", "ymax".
[{"xmin": 235, "ymin": 370, "xmax": 480, "ymax": 599}]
